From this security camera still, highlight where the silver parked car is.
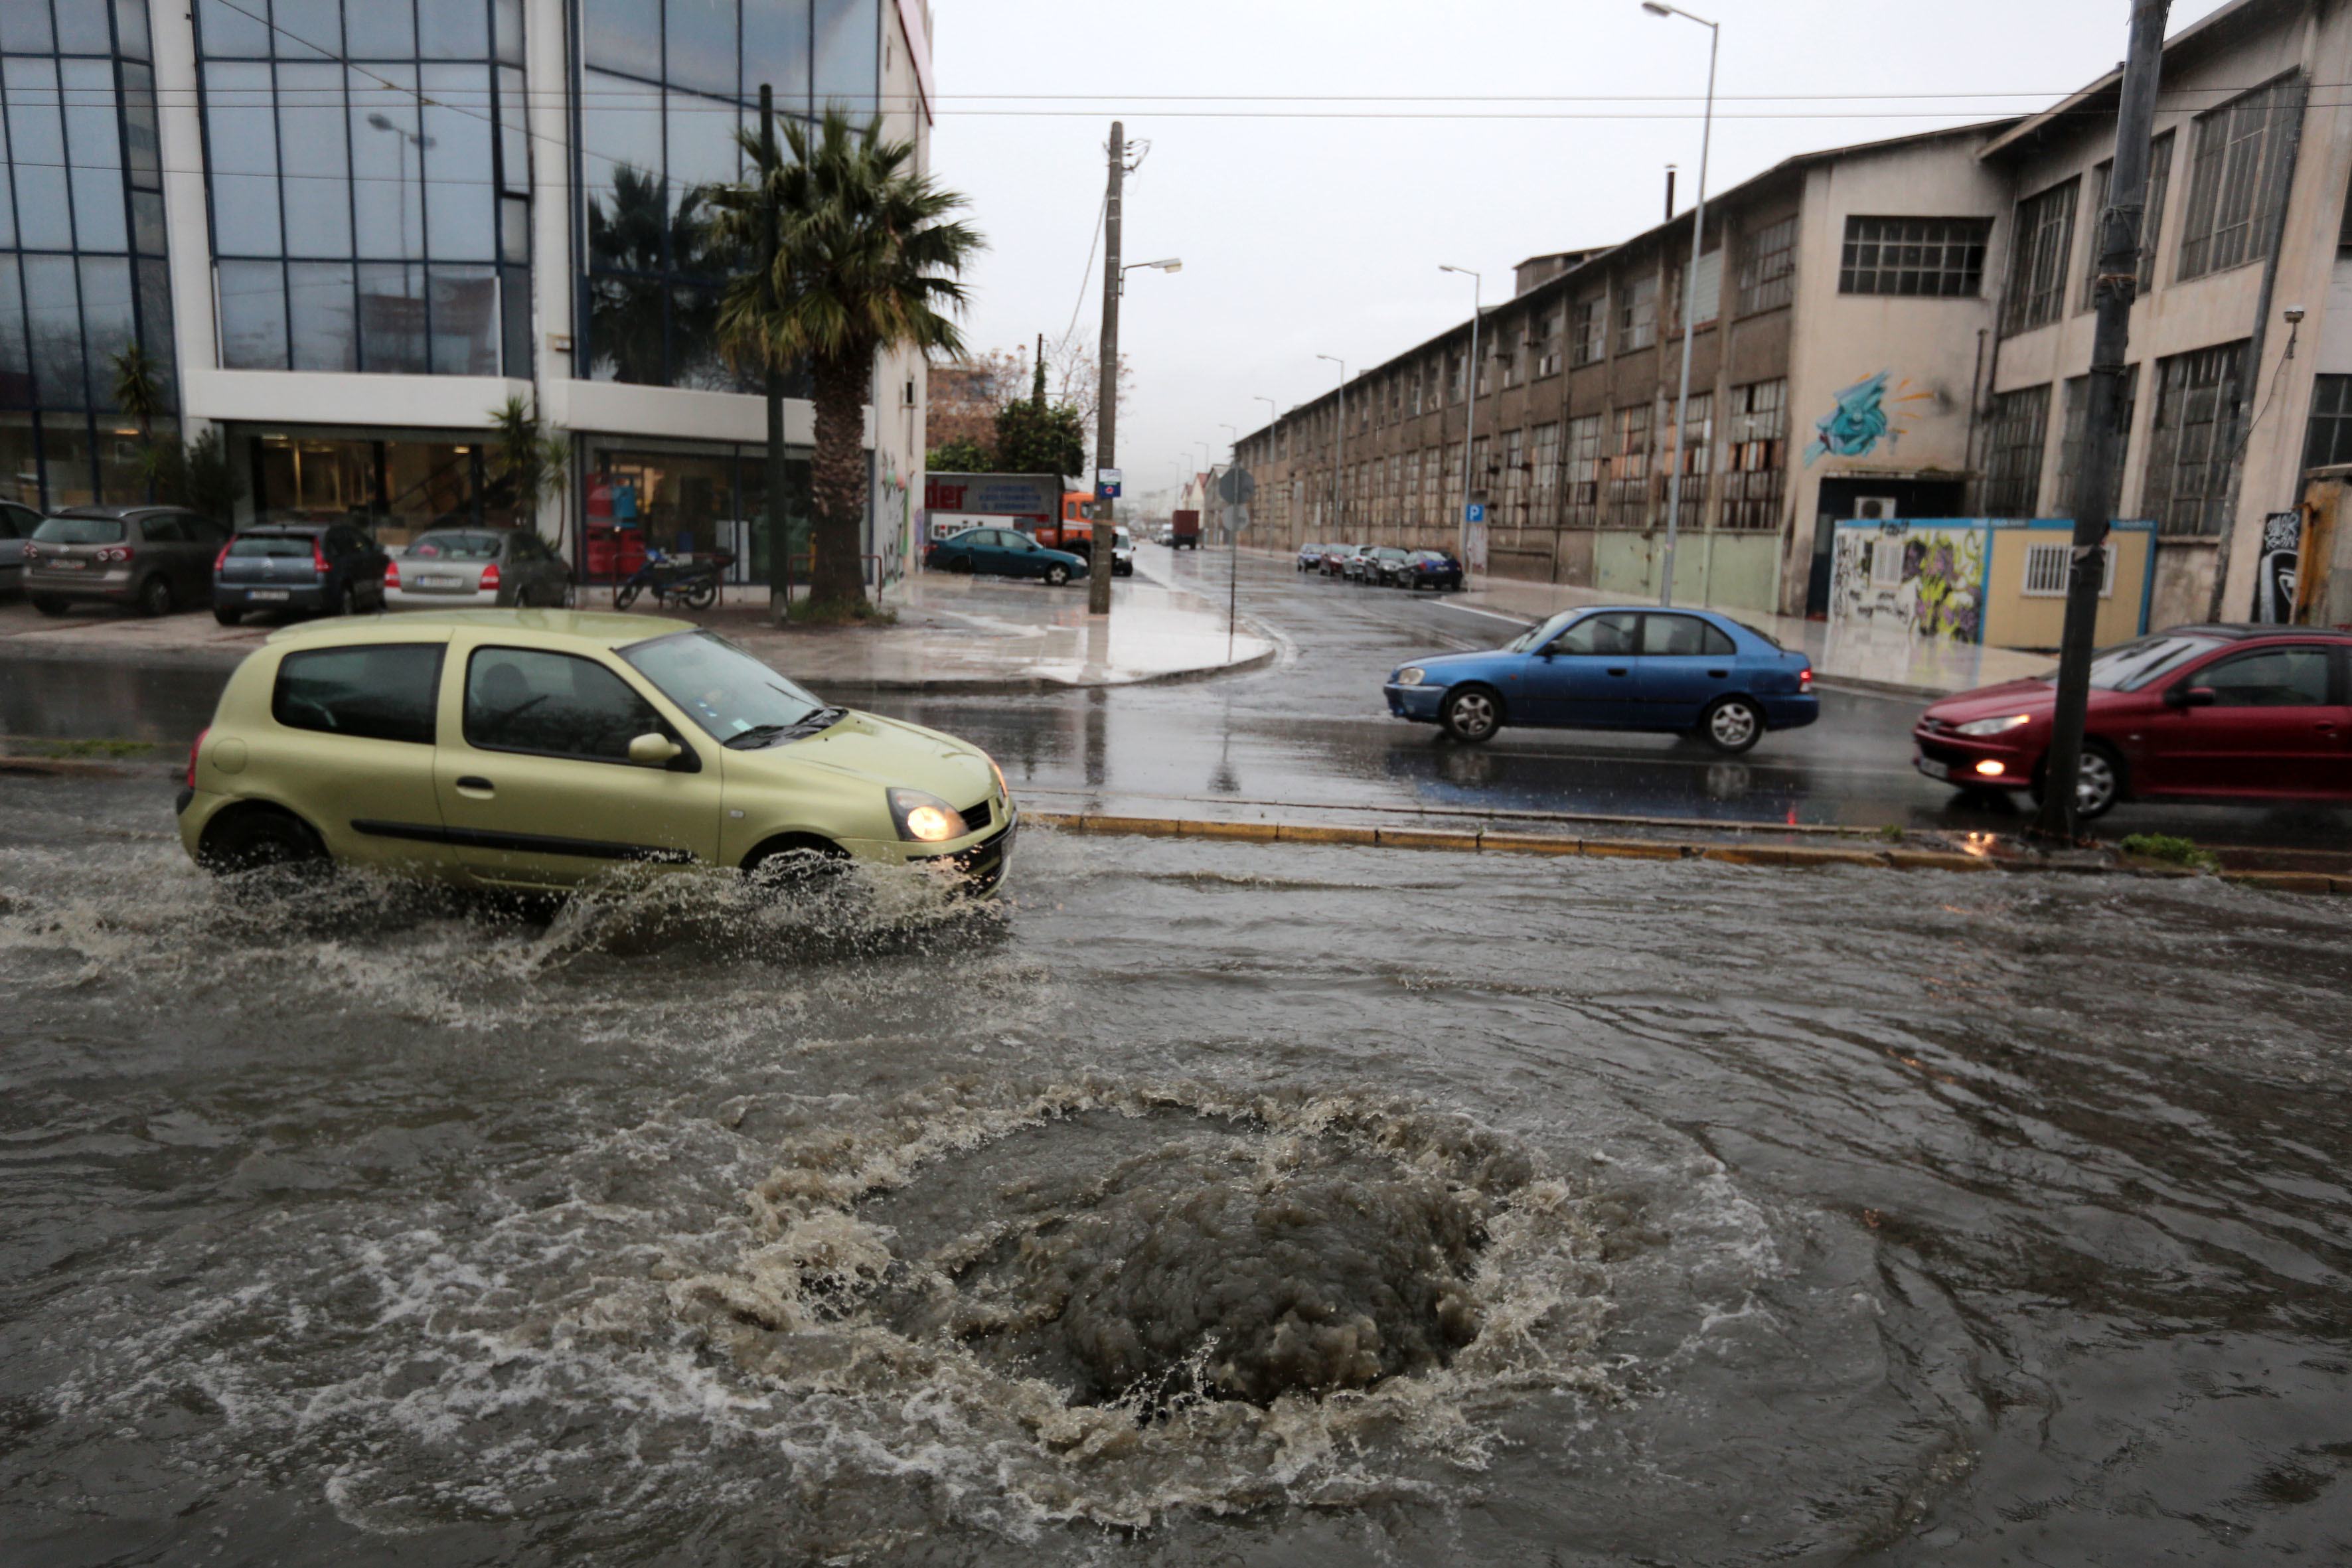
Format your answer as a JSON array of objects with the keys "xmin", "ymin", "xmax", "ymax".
[
  {"xmin": 24, "ymin": 505, "xmax": 231, "ymax": 617},
  {"xmin": 384, "ymin": 526, "xmax": 574, "ymax": 610}
]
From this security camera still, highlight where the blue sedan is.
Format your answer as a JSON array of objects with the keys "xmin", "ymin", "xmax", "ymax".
[{"xmin": 1385, "ymin": 605, "xmax": 1817, "ymax": 753}]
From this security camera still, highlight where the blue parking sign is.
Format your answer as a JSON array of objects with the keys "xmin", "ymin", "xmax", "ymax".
[{"xmin": 1465, "ymin": 503, "xmax": 1485, "ymax": 524}]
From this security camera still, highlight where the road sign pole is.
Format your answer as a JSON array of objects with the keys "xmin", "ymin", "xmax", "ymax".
[{"xmin": 1091, "ymin": 122, "xmax": 1123, "ymax": 617}]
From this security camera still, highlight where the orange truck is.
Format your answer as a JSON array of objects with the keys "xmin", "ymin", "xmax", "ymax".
[{"xmin": 1031, "ymin": 491, "xmax": 1104, "ymax": 562}]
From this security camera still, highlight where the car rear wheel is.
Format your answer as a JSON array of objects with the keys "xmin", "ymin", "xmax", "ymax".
[
  {"xmin": 31, "ymin": 593, "xmax": 70, "ymax": 617},
  {"xmin": 198, "ymin": 806, "xmax": 328, "ymax": 875},
  {"xmin": 213, "ymin": 605, "xmax": 242, "ymax": 626},
  {"xmin": 1701, "ymin": 695, "xmax": 1764, "ymax": 755},
  {"xmin": 1044, "ymin": 563, "xmax": 1070, "ymax": 587},
  {"xmin": 136, "ymin": 574, "xmax": 173, "ymax": 617},
  {"xmin": 338, "ymin": 582, "xmax": 360, "ymax": 616},
  {"xmin": 946, "ymin": 555, "xmax": 973, "ymax": 574},
  {"xmin": 1441, "ymin": 685, "xmax": 1502, "ymax": 744},
  {"xmin": 2031, "ymin": 739, "xmax": 2125, "ymax": 820}
]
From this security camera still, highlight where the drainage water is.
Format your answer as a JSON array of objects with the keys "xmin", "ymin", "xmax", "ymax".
[{"xmin": 4, "ymin": 773, "xmax": 2351, "ymax": 1564}]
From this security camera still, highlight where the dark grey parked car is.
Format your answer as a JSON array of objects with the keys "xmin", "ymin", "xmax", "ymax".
[
  {"xmin": 0, "ymin": 500, "xmax": 39, "ymax": 595},
  {"xmin": 213, "ymin": 521, "xmax": 389, "ymax": 625},
  {"xmin": 24, "ymin": 505, "xmax": 230, "ymax": 617}
]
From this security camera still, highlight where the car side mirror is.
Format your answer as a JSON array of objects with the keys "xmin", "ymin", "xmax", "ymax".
[{"xmin": 627, "ymin": 732, "xmax": 682, "ymax": 765}]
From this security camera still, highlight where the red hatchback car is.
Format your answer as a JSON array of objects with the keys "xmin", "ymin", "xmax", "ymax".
[{"xmin": 1915, "ymin": 625, "xmax": 2352, "ymax": 819}]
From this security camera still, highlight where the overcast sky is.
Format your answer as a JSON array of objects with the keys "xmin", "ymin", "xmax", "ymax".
[{"xmin": 925, "ymin": 0, "xmax": 2234, "ymax": 507}]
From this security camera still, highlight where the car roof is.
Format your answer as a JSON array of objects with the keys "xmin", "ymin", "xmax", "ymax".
[
  {"xmin": 263, "ymin": 608, "xmax": 696, "ymax": 652},
  {"xmin": 236, "ymin": 521, "xmax": 333, "ymax": 535},
  {"xmin": 2148, "ymin": 622, "xmax": 2352, "ymax": 643},
  {"xmin": 55, "ymin": 503, "xmax": 187, "ymax": 518}
]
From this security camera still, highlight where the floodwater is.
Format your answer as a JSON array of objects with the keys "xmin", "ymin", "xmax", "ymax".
[{"xmin": 5, "ymin": 772, "xmax": 2352, "ymax": 1565}]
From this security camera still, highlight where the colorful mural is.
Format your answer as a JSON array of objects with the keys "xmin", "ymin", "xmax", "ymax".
[
  {"xmin": 1829, "ymin": 522, "xmax": 1986, "ymax": 645},
  {"xmin": 1802, "ymin": 371, "xmax": 1937, "ymax": 465}
]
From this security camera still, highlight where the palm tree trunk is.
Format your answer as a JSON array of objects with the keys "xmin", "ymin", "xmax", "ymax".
[{"xmin": 810, "ymin": 350, "xmax": 872, "ymax": 608}]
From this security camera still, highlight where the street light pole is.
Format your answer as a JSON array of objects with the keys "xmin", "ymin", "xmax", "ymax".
[
  {"xmin": 1253, "ymin": 394, "xmax": 1278, "ymax": 542},
  {"xmin": 1440, "ymin": 266, "xmax": 1481, "ymax": 574},
  {"xmin": 1641, "ymin": 0, "xmax": 1718, "ymax": 609},
  {"xmin": 1089, "ymin": 121, "xmax": 1127, "ymax": 615},
  {"xmin": 1315, "ymin": 354, "xmax": 1344, "ymax": 538}
]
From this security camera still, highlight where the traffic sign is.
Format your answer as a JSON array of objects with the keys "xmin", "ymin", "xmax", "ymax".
[
  {"xmin": 1095, "ymin": 466, "xmax": 1122, "ymax": 499},
  {"xmin": 1223, "ymin": 503, "xmax": 1250, "ymax": 534},
  {"xmin": 1465, "ymin": 503, "xmax": 1486, "ymax": 524},
  {"xmin": 1215, "ymin": 465, "xmax": 1256, "ymax": 505}
]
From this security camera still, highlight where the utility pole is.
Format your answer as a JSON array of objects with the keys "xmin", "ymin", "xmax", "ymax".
[
  {"xmin": 1649, "ymin": 3, "xmax": 1719, "ymax": 610},
  {"xmin": 2034, "ymin": 0, "xmax": 2167, "ymax": 842},
  {"xmin": 1089, "ymin": 123, "xmax": 1123, "ymax": 615},
  {"xmin": 759, "ymin": 83, "xmax": 791, "ymax": 625}
]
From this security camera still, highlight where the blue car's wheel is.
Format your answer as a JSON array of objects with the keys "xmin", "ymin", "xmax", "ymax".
[
  {"xmin": 1441, "ymin": 685, "xmax": 1502, "ymax": 744},
  {"xmin": 1044, "ymin": 562, "xmax": 1070, "ymax": 586},
  {"xmin": 1701, "ymin": 695, "xmax": 1764, "ymax": 754}
]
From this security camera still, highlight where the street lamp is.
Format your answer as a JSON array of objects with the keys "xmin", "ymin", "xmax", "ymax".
[
  {"xmin": 1314, "ymin": 354, "xmax": 1344, "ymax": 537},
  {"xmin": 1439, "ymin": 264, "xmax": 1481, "ymax": 574},
  {"xmin": 365, "ymin": 112, "xmax": 435, "ymax": 260},
  {"xmin": 1642, "ymin": 0, "xmax": 1719, "ymax": 609},
  {"xmin": 1119, "ymin": 257, "xmax": 1182, "ymax": 294}
]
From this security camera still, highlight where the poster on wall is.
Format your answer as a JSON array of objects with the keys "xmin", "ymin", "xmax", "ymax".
[
  {"xmin": 2252, "ymin": 510, "xmax": 2302, "ymax": 623},
  {"xmin": 1828, "ymin": 522, "xmax": 1986, "ymax": 645}
]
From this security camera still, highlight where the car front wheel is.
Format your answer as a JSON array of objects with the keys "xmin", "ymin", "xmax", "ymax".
[
  {"xmin": 1701, "ymin": 695, "xmax": 1764, "ymax": 754},
  {"xmin": 1441, "ymin": 685, "xmax": 1502, "ymax": 744},
  {"xmin": 2032, "ymin": 739, "xmax": 2125, "ymax": 820}
]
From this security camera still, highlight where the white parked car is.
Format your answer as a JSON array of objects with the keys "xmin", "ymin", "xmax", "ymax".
[{"xmin": 1112, "ymin": 526, "xmax": 1135, "ymax": 576}]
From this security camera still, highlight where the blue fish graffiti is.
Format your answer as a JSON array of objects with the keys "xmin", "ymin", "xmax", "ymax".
[{"xmin": 1804, "ymin": 370, "xmax": 1895, "ymax": 465}]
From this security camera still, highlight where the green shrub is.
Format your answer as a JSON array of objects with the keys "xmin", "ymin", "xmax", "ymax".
[{"xmin": 2119, "ymin": 832, "xmax": 2219, "ymax": 872}]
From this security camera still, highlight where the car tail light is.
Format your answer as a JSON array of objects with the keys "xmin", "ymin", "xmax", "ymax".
[
  {"xmin": 96, "ymin": 546, "xmax": 131, "ymax": 564},
  {"xmin": 479, "ymin": 563, "xmax": 501, "ymax": 591},
  {"xmin": 1798, "ymin": 666, "xmax": 1814, "ymax": 694},
  {"xmin": 311, "ymin": 536, "xmax": 329, "ymax": 572},
  {"xmin": 187, "ymin": 726, "xmax": 208, "ymax": 787},
  {"xmin": 214, "ymin": 540, "xmax": 232, "ymax": 570},
  {"xmin": 383, "ymin": 556, "xmax": 400, "ymax": 589},
  {"xmin": 20, "ymin": 542, "xmax": 35, "ymax": 560}
]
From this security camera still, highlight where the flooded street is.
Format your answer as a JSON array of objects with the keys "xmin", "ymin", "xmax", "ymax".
[{"xmin": 5, "ymin": 770, "xmax": 2350, "ymax": 1563}]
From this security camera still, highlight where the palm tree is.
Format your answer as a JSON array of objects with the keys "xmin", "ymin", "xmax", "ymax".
[
  {"xmin": 587, "ymin": 163, "xmax": 720, "ymax": 385},
  {"xmin": 486, "ymin": 393, "xmax": 571, "ymax": 538},
  {"xmin": 707, "ymin": 108, "xmax": 982, "ymax": 612},
  {"xmin": 108, "ymin": 345, "xmax": 167, "ymax": 447}
]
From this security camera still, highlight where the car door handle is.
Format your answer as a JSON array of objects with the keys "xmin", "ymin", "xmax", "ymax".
[
  {"xmin": 455, "ymin": 775, "xmax": 493, "ymax": 793},
  {"xmin": 1707, "ymin": 668, "xmax": 1729, "ymax": 678},
  {"xmin": 1606, "ymin": 666, "xmax": 1630, "ymax": 676}
]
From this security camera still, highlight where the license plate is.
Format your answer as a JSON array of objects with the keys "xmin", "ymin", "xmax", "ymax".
[
  {"xmin": 248, "ymin": 588, "xmax": 290, "ymax": 601},
  {"xmin": 49, "ymin": 558, "xmax": 84, "ymax": 570},
  {"xmin": 421, "ymin": 576, "xmax": 463, "ymax": 589},
  {"xmin": 1917, "ymin": 757, "xmax": 1950, "ymax": 781}
]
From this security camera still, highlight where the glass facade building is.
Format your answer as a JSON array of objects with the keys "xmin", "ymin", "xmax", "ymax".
[
  {"xmin": 194, "ymin": 0, "xmax": 532, "ymax": 378},
  {"xmin": 0, "ymin": 0, "xmax": 175, "ymax": 509}
]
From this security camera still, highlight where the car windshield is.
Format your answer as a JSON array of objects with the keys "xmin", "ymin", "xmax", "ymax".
[
  {"xmin": 33, "ymin": 516, "xmax": 123, "ymax": 544},
  {"xmin": 228, "ymin": 534, "xmax": 314, "ymax": 558},
  {"xmin": 1505, "ymin": 611, "xmax": 1577, "ymax": 653},
  {"xmin": 2080, "ymin": 634, "xmax": 2229, "ymax": 690},
  {"xmin": 621, "ymin": 629, "xmax": 830, "ymax": 745},
  {"xmin": 407, "ymin": 532, "xmax": 503, "ymax": 560}
]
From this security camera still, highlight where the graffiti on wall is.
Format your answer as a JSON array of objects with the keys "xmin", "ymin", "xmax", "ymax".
[
  {"xmin": 1830, "ymin": 524, "xmax": 1986, "ymax": 644},
  {"xmin": 1803, "ymin": 371, "xmax": 1936, "ymax": 465},
  {"xmin": 2252, "ymin": 510, "xmax": 2302, "ymax": 623}
]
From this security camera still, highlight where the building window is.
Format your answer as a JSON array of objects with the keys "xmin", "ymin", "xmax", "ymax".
[
  {"xmin": 2021, "ymin": 538, "xmax": 2116, "ymax": 597},
  {"xmin": 1563, "ymin": 413, "xmax": 1600, "ymax": 528},
  {"xmin": 2304, "ymin": 374, "xmax": 2352, "ymax": 470},
  {"xmin": 197, "ymin": 0, "xmax": 529, "ymax": 382},
  {"xmin": 1499, "ymin": 329, "xmax": 1523, "ymax": 389},
  {"xmin": 1720, "ymin": 379, "xmax": 1786, "ymax": 531},
  {"xmin": 2001, "ymin": 177, "xmax": 2078, "ymax": 336},
  {"xmin": 1530, "ymin": 422, "xmax": 1560, "ymax": 516},
  {"xmin": 0, "ymin": 0, "xmax": 176, "ymax": 510},
  {"xmin": 1838, "ymin": 216, "xmax": 1990, "ymax": 297},
  {"xmin": 577, "ymin": 0, "xmax": 881, "ymax": 390},
  {"xmin": 2080, "ymin": 135, "xmax": 2173, "ymax": 310},
  {"xmin": 1501, "ymin": 428, "xmax": 1526, "ymax": 518},
  {"xmin": 1616, "ymin": 273, "xmax": 1658, "ymax": 354},
  {"xmin": 1606, "ymin": 404, "xmax": 1651, "ymax": 527},
  {"xmin": 1666, "ymin": 248, "xmax": 1722, "ymax": 333},
  {"xmin": 1664, "ymin": 391, "xmax": 1711, "ymax": 531},
  {"xmin": 1535, "ymin": 309, "xmax": 1561, "ymax": 377},
  {"xmin": 2143, "ymin": 342, "xmax": 2244, "ymax": 536},
  {"xmin": 1983, "ymin": 385, "xmax": 2053, "ymax": 517},
  {"xmin": 1735, "ymin": 215, "xmax": 1796, "ymax": 316},
  {"xmin": 2055, "ymin": 367, "xmax": 2138, "ymax": 510},
  {"xmin": 1469, "ymin": 435, "xmax": 1490, "ymax": 504},
  {"xmin": 2177, "ymin": 74, "xmax": 2303, "ymax": 282},
  {"xmin": 1570, "ymin": 293, "xmax": 1604, "ymax": 365},
  {"xmin": 1403, "ymin": 449, "xmax": 1421, "ymax": 524}
]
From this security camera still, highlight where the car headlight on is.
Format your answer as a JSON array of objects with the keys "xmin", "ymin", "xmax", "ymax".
[
  {"xmin": 1954, "ymin": 714, "xmax": 2032, "ymax": 737},
  {"xmin": 888, "ymin": 787, "xmax": 967, "ymax": 843},
  {"xmin": 1395, "ymin": 666, "xmax": 1426, "ymax": 686}
]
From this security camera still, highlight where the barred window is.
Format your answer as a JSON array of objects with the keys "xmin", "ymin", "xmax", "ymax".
[
  {"xmin": 2021, "ymin": 539, "xmax": 2116, "ymax": 597},
  {"xmin": 2143, "ymin": 342, "xmax": 2244, "ymax": 536},
  {"xmin": 2055, "ymin": 368, "xmax": 2138, "ymax": 510},
  {"xmin": 2178, "ymin": 75, "xmax": 2303, "ymax": 281},
  {"xmin": 1563, "ymin": 414, "xmax": 1601, "ymax": 528},
  {"xmin": 1720, "ymin": 380, "xmax": 1786, "ymax": 532},
  {"xmin": 1570, "ymin": 294, "xmax": 1605, "ymax": 365},
  {"xmin": 2306, "ymin": 374, "xmax": 2352, "ymax": 470},
  {"xmin": 1838, "ymin": 217, "xmax": 1990, "ymax": 297},
  {"xmin": 1983, "ymin": 385, "xmax": 2053, "ymax": 518},
  {"xmin": 1735, "ymin": 215, "xmax": 1796, "ymax": 315},
  {"xmin": 2002, "ymin": 177, "xmax": 2078, "ymax": 336},
  {"xmin": 1616, "ymin": 274, "xmax": 1658, "ymax": 354}
]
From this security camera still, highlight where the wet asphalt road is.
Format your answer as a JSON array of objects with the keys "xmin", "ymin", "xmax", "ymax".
[{"xmin": 7, "ymin": 548, "xmax": 2351, "ymax": 851}]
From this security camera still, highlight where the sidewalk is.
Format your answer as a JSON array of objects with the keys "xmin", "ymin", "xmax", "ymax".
[{"xmin": 0, "ymin": 556, "xmax": 1277, "ymax": 692}]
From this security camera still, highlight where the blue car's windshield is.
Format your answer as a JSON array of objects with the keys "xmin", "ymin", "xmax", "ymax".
[{"xmin": 1505, "ymin": 611, "xmax": 1577, "ymax": 653}]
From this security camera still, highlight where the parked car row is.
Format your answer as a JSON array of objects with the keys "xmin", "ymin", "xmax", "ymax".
[
  {"xmin": 1297, "ymin": 542, "xmax": 1464, "ymax": 590},
  {"xmin": 13, "ymin": 507, "xmax": 580, "ymax": 622}
]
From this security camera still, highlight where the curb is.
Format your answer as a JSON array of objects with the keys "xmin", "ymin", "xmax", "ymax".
[
  {"xmin": 1023, "ymin": 811, "xmax": 2352, "ymax": 894},
  {"xmin": 821, "ymin": 641, "xmax": 1280, "ymax": 695}
]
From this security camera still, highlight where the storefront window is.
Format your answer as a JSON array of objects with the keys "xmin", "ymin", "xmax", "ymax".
[
  {"xmin": 240, "ymin": 428, "xmax": 518, "ymax": 545},
  {"xmin": 584, "ymin": 440, "xmax": 808, "ymax": 584}
]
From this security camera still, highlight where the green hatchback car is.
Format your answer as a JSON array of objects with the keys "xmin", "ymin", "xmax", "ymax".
[{"xmin": 177, "ymin": 610, "xmax": 1016, "ymax": 894}]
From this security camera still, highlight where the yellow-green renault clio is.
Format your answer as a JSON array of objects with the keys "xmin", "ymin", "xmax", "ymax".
[{"xmin": 177, "ymin": 610, "xmax": 1016, "ymax": 893}]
